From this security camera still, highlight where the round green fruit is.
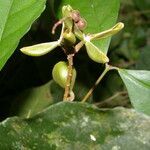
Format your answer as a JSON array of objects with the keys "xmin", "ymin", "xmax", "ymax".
[
  {"xmin": 52, "ymin": 61, "xmax": 76, "ymax": 89},
  {"xmin": 63, "ymin": 31, "xmax": 76, "ymax": 46}
]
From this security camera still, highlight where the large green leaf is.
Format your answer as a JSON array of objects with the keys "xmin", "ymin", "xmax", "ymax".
[
  {"xmin": 0, "ymin": 0, "xmax": 46, "ymax": 70},
  {"xmin": 118, "ymin": 69, "xmax": 150, "ymax": 115},
  {"xmin": 55, "ymin": 0, "xmax": 120, "ymax": 54},
  {"xmin": 0, "ymin": 102, "xmax": 150, "ymax": 149}
]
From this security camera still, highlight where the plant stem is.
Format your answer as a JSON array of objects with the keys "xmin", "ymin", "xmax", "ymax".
[
  {"xmin": 63, "ymin": 54, "xmax": 74, "ymax": 101},
  {"xmin": 75, "ymin": 41, "xmax": 85, "ymax": 53},
  {"xmin": 94, "ymin": 91, "xmax": 128, "ymax": 106},
  {"xmin": 81, "ymin": 64, "xmax": 115, "ymax": 103}
]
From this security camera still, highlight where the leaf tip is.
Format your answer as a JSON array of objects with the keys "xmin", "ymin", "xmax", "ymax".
[
  {"xmin": 20, "ymin": 47, "xmax": 28, "ymax": 54},
  {"xmin": 113, "ymin": 22, "xmax": 124, "ymax": 31}
]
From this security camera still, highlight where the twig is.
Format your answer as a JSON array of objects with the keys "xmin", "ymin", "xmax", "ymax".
[
  {"xmin": 74, "ymin": 41, "xmax": 85, "ymax": 53},
  {"xmin": 133, "ymin": 10, "xmax": 150, "ymax": 15},
  {"xmin": 81, "ymin": 64, "xmax": 117, "ymax": 103},
  {"xmin": 113, "ymin": 60, "xmax": 136, "ymax": 68},
  {"xmin": 63, "ymin": 54, "xmax": 74, "ymax": 101},
  {"xmin": 52, "ymin": 18, "xmax": 66, "ymax": 34},
  {"xmin": 95, "ymin": 91, "xmax": 128, "ymax": 106}
]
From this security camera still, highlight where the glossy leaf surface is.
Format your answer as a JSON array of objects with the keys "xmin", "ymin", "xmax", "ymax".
[
  {"xmin": 0, "ymin": 0, "xmax": 46, "ymax": 69},
  {"xmin": 118, "ymin": 69, "xmax": 150, "ymax": 115}
]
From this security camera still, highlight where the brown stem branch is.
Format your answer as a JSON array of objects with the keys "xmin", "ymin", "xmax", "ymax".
[
  {"xmin": 52, "ymin": 17, "xmax": 67, "ymax": 34},
  {"xmin": 74, "ymin": 41, "xmax": 85, "ymax": 53},
  {"xmin": 63, "ymin": 54, "xmax": 74, "ymax": 101},
  {"xmin": 81, "ymin": 64, "xmax": 117, "ymax": 103},
  {"xmin": 95, "ymin": 91, "xmax": 128, "ymax": 107}
]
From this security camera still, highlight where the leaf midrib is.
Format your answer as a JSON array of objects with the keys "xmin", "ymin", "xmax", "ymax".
[{"xmin": 122, "ymin": 70, "xmax": 150, "ymax": 89}]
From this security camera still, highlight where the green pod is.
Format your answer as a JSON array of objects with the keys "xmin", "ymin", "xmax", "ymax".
[
  {"xmin": 71, "ymin": 10, "xmax": 80, "ymax": 23},
  {"xmin": 75, "ymin": 18, "xmax": 87, "ymax": 31},
  {"xmin": 89, "ymin": 22, "xmax": 124, "ymax": 41},
  {"xmin": 85, "ymin": 41, "xmax": 109, "ymax": 63},
  {"xmin": 20, "ymin": 41, "xmax": 60, "ymax": 56},
  {"xmin": 62, "ymin": 5, "xmax": 73, "ymax": 31},
  {"xmin": 62, "ymin": 5, "xmax": 73, "ymax": 18},
  {"xmin": 52, "ymin": 61, "xmax": 76, "ymax": 89},
  {"xmin": 63, "ymin": 31, "xmax": 76, "ymax": 46}
]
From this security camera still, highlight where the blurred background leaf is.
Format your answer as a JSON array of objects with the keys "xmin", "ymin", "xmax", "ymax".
[
  {"xmin": 136, "ymin": 46, "xmax": 150, "ymax": 70},
  {"xmin": 10, "ymin": 81, "xmax": 53, "ymax": 118}
]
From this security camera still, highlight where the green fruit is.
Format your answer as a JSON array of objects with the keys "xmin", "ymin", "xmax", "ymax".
[
  {"xmin": 85, "ymin": 41, "xmax": 109, "ymax": 63},
  {"xmin": 52, "ymin": 61, "xmax": 76, "ymax": 89},
  {"xmin": 63, "ymin": 31, "xmax": 76, "ymax": 46}
]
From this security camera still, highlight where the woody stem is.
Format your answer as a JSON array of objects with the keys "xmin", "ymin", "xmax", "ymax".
[
  {"xmin": 63, "ymin": 54, "xmax": 74, "ymax": 101},
  {"xmin": 82, "ymin": 64, "xmax": 116, "ymax": 103}
]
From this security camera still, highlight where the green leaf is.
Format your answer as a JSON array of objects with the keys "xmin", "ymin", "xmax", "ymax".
[
  {"xmin": 55, "ymin": 0, "xmax": 120, "ymax": 53},
  {"xmin": 0, "ymin": 102, "xmax": 150, "ymax": 149},
  {"xmin": 20, "ymin": 41, "xmax": 60, "ymax": 56},
  {"xmin": 0, "ymin": 0, "xmax": 46, "ymax": 70},
  {"xmin": 85, "ymin": 41, "xmax": 109, "ymax": 63},
  {"xmin": 89, "ymin": 22, "xmax": 124, "ymax": 41},
  {"xmin": 49, "ymin": 80, "xmax": 64, "ymax": 103},
  {"xmin": 118, "ymin": 69, "xmax": 150, "ymax": 115}
]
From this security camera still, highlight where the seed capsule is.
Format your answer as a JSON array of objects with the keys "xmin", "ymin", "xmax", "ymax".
[
  {"xmin": 76, "ymin": 18, "xmax": 87, "ymax": 30},
  {"xmin": 85, "ymin": 41, "xmax": 109, "ymax": 63},
  {"xmin": 52, "ymin": 61, "xmax": 76, "ymax": 89},
  {"xmin": 63, "ymin": 31, "xmax": 76, "ymax": 46},
  {"xmin": 71, "ymin": 10, "xmax": 80, "ymax": 23}
]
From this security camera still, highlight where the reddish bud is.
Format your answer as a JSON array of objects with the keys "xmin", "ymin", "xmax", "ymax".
[
  {"xmin": 71, "ymin": 10, "xmax": 80, "ymax": 23},
  {"xmin": 76, "ymin": 18, "xmax": 87, "ymax": 30}
]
